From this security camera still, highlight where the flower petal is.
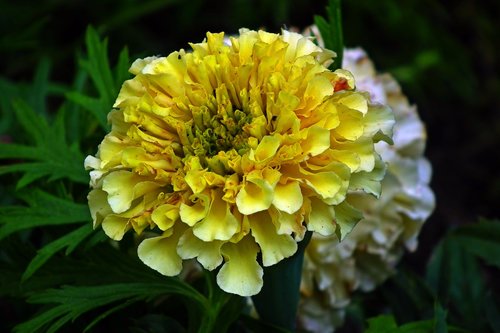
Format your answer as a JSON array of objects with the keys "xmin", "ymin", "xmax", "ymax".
[
  {"xmin": 193, "ymin": 190, "xmax": 240, "ymax": 241},
  {"xmin": 102, "ymin": 215, "xmax": 130, "ymax": 240},
  {"xmin": 87, "ymin": 189, "xmax": 112, "ymax": 228},
  {"xmin": 236, "ymin": 176, "xmax": 274, "ymax": 215},
  {"xmin": 138, "ymin": 224, "xmax": 186, "ymax": 276},
  {"xmin": 152, "ymin": 204, "xmax": 179, "ymax": 231},
  {"xmin": 217, "ymin": 236, "xmax": 263, "ymax": 296},
  {"xmin": 177, "ymin": 229, "xmax": 223, "ymax": 270},
  {"xmin": 102, "ymin": 170, "xmax": 161, "ymax": 214},
  {"xmin": 179, "ymin": 191, "xmax": 211, "ymax": 226},
  {"xmin": 249, "ymin": 211, "xmax": 298, "ymax": 266},
  {"xmin": 306, "ymin": 197, "xmax": 336, "ymax": 236},
  {"xmin": 334, "ymin": 200, "xmax": 363, "ymax": 240},
  {"xmin": 272, "ymin": 180, "xmax": 303, "ymax": 214},
  {"xmin": 300, "ymin": 126, "xmax": 331, "ymax": 157}
]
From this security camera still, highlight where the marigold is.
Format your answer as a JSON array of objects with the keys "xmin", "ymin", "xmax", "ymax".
[
  {"xmin": 85, "ymin": 29, "xmax": 394, "ymax": 296},
  {"xmin": 298, "ymin": 47, "xmax": 435, "ymax": 332}
]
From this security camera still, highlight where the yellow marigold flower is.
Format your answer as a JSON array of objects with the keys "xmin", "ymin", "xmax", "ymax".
[
  {"xmin": 298, "ymin": 47, "xmax": 435, "ymax": 332},
  {"xmin": 85, "ymin": 29, "xmax": 394, "ymax": 297}
]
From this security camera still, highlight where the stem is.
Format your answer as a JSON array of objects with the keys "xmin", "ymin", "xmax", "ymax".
[{"xmin": 252, "ymin": 231, "xmax": 312, "ymax": 332}]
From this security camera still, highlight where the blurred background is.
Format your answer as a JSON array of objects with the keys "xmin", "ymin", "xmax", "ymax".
[{"xmin": 0, "ymin": 0, "xmax": 499, "ymax": 331}]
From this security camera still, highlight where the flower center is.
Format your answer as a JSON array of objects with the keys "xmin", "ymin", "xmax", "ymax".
[
  {"xmin": 190, "ymin": 108, "xmax": 252, "ymax": 157},
  {"xmin": 180, "ymin": 87, "xmax": 255, "ymax": 166}
]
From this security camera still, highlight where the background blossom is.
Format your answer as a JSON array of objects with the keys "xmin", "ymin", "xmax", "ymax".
[
  {"xmin": 299, "ymin": 47, "xmax": 435, "ymax": 332},
  {"xmin": 85, "ymin": 29, "xmax": 393, "ymax": 296}
]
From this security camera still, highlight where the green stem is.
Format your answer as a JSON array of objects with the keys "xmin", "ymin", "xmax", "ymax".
[
  {"xmin": 197, "ymin": 270, "xmax": 245, "ymax": 333},
  {"xmin": 251, "ymin": 231, "xmax": 312, "ymax": 332}
]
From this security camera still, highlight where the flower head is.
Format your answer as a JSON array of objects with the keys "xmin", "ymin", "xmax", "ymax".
[
  {"xmin": 299, "ymin": 47, "xmax": 435, "ymax": 332},
  {"xmin": 85, "ymin": 29, "xmax": 394, "ymax": 296}
]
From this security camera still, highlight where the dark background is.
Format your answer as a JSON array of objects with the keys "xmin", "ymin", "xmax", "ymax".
[{"xmin": 0, "ymin": 0, "xmax": 499, "ymax": 331}]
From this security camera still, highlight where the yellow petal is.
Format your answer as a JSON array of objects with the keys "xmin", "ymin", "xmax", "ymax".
[
  {"xmin": 348, "ymin": 155, "xmax": 386, "ymax": 197},
  {"xmin": 235, "ymin": 175, "xmax": 274, "ymax": 215},
  {"xmin": 87, "ymin": 189, "xmax": 112, "ymax": 228},
  {"xmin": 152, "ymin": 204, "xmax": 179, "ymax": 231},
  {"xmin": 272, "ymin": 180, "xmax": 303, "ymax": 214},
  {"xmin": 333, "ymin": 105, "xmax": 364, "ymax": 141},
  {"xmin": 253, "ymin": 135, "xmax": 281, "ymax": 162},
  {"xmin": 300, "ymin": 126, "xmax": 331, "ymax": 157},
  {"xmin": 217, "ymin": 236, "xmax": 263, "ymax": 296},
  {"xmin": 102, "ymin": 215, "xmax": 130, "ymax": 240},
  {"xmin": 300, "ymin": 167, "xmax": 342, "ymax": 201},
  {"xmin": 331, "ymin": 139, "xmax": 375, "ymax": 172},
  {"xmin": 102, "ymin": 171, "xmax": 161, "ymax": 214},
  {"xmin": 334, "ymin": 200, "xmax": 363, "ymax": 240},
  {"xmin": 193, "ymin": 190, "xmax": 240, "ymax": 241},
  {"xmin": 337, "ymin": 91, "xmax": 368, "ymax": 115},
  {"xmin": 269, "ymin": 206, "xmax": 306, "ymax": 240},
  {"xmin": 179, "ymin": 191, "xmax": 211, "ymax": 226},
  {"xmin": 177, "ymin": 229, "xmax": 223, "ymax": 270},
  {"xmin": 138, "ymin": 224, "xmax": 186, "ymax": 276},
  {"xmin": 305, "ymin": 197, "xmax": 336, "ymax": 236},
  {"xmin": 249, "ymin": 212, "xmax": 298, "ymax": 266}
]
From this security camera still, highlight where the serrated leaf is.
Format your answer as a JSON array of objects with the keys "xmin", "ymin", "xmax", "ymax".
[
  {"xmin": 14, "ymin": 282, "xmax": 206, "ymax": 333},
  {"xmin": 0, "ymin": 189, "xmax": 90, "ymax": 240},
  {"xmin": 22, "ymin": 224, "xmax": 94, "ymax": 281},
  {"xmin": 68, "ymin": 26, "xmax": 130, "ymax": 130},
  {"xmin": 380, "ymin": 268, "xmax": 435, "ymax": 323},
  {"xmin": 426, "ymin": 236, "xmax": 487, "ymax": 331},
  {"xmin": 0, "ymin": 100, "xmax": 88, "ymax": 187},
  {"xmin": 314, "ymin": 0, "xmax": 343, "ymax": 70}
]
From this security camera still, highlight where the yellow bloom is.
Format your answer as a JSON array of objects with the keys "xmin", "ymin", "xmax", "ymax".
[
  {"xmin": 298, "ymin": 47, "xmax": 435, "ymax": 332},
  {"xmin": 85, "ymin": 29, "xmax": 394, "ymax": 296}
]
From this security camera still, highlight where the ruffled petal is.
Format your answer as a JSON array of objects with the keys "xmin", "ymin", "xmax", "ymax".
[
  {"xmin": 193, "ymin": 189, "xmax": 240, "ymax": 241},
  {"xmin": 217, "ymin": 236, "xmax": 263, "ymax": 296},
  {"xmin": 151, "ymin": 204, "xmax": 179, "ymax": 231},
  {"xmin": 138, "ymin": 224, "xmax": 186, "ymax": 276},
  {"xmin": 272, "ymin": 180, "xmax": 303, "ymax": 214},
  {"xmin": 179, "ymin": 191, "xmax": 211, "ymax": 226},
  {"xmin": 306, "ymin": 197, "xmax": 336, "ymax": 236},
  {"xmin": 177, "ymin": 229, "xmax": 223, "ymax": 270},
  {"xmin": 249, "ymin": 212, "xmax": 298, "ymax": 266},
  {"xmin": 236, "ymin": 175, "xmax": 274, "ymax": 215}
]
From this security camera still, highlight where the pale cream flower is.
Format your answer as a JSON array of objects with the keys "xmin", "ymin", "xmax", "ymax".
[{"xmin": 299, "ymin": 47, "xmax": 435, "ymax": 332}]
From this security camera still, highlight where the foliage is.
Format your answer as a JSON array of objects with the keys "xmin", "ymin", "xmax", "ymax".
[{"xmin": 0, "ymin": 0, "xmax": 499, "ymax": 332}]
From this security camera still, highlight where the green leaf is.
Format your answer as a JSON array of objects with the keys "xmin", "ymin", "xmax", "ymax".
[
  {"xmin": 0, "ymin": 189, "xmax": 90, "ymax": 240},
  {"xmin": 433, "ymin": 303, "xmax": 448, "ymax": 333},
  {"xmin": 380, "ymin": 268, "xmax": 435, "ymax": 323},
  {"xmin": 14, "ymin": 282, "xmax": 205, "ymax": 333},
  {"xmin": 67, "ymin": 26, "xmax": 130, "ymax": 129},
  {"xmin": 0, "ymin": 77, "xmax": 19, "ymax": 133},
  {"xmin": 485, "ymin": 292, "xmax": 500, "ymax": 333},
  {"xmin": 452, "ymin": 219, "xmax": 500, "ymax": 267},
  {"xmin": 314, "ymin": 0, "xmax": 344, "ymax": 70},
  {"xmin": 22, "ymin": 224, "xmax": 94, "ymax": 281},
  {"xmin": 29, "ymin": 58, "xmax": 51, "ymax": 116},
  {"xmin": 426, "ymin": 236, "xmax": 487, "ymax": 330},
  {"xmin": 365, "ymin": 315, "xmax": 398, "ymax": 333},
  {"xmin": 0, "ymin": 100, "xmax": 88, "ymax": 187}
]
